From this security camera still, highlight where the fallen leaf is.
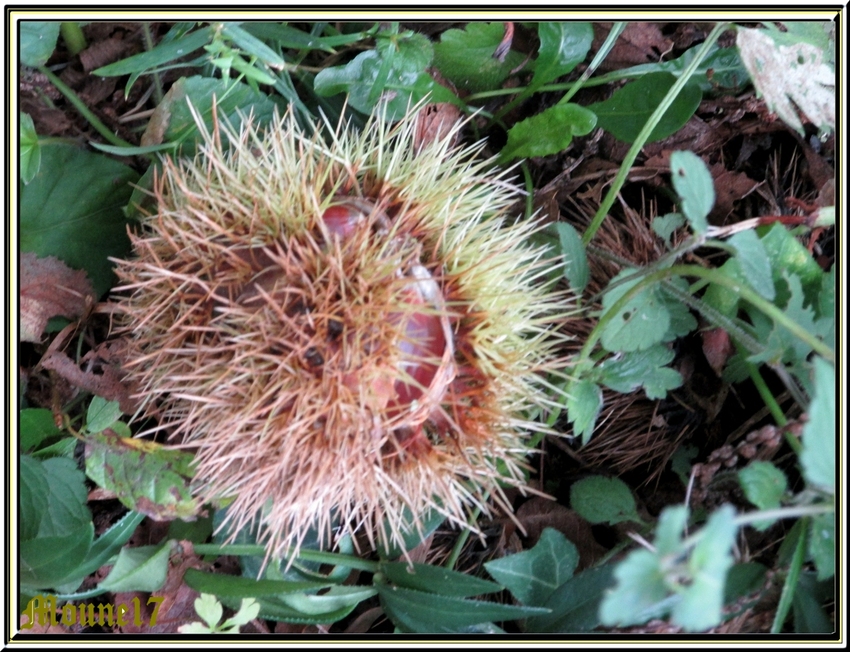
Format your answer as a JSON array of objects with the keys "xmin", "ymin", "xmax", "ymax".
[
  {"xmin": 21, "ymin": 253, "xmax": 95, "ymax": 343},
  {"xmin": 39, "ymin": 349, "xmax": 136, "ymax": 413},
  {"xmin": 701, "ymin": 327, "xmax": 735, "ymax": 376}
]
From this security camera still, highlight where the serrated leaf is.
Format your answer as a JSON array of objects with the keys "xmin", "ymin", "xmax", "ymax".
[
  {"xmin": 377, "ymin": 583, "xmax": 549, "ymax": 633},
  {"xmin": 433, "ymin": 22, "xmax": 525, "ymax": 93},
  {"xmin": 20, "ymin": 21, "xmax": 61, "ymax": 68},
  {"xmin": 599, "ymin": 345, "xmax": 682, "ymax": 400},
  {"xmin": 484, "ymin": 528, "xmax": 578, "ymax": 606},
  {"xmin": 799, "ymin": 357, "xmax": 835, "ymax": 494},
  {"xmin": 808, "ymin": 513, "xmax": 834, "ymax": 581},
  {"xmin": 737, "ymin": 26, "xmax": 834, "ymax": 134},
  {"xmin": 556, "ymin": 222, "xmax": 589, "ymax": 292},
  {"xmin": 570, "ymin": 476, "xmax": 640, "ymax": 525},
  {"xmin": 588, "ymin": 72, "xmax": 702, "ymax": 144},
  {"xmin": 600, "ymin": 270, "xmax": 670, "ymax": 352},
  {"xmin": 85, "ymin": 396, "xmax": 124, "ymax": 433},
  {"xmin": 85, "ymin": 430, "xmax": 198, "ymax": 520},
  {"xmin": 669, "ymin": 150, "xmax": 714, "ymax": 233},
  {"xmin": 728, "ymin": 229, "xmax": 775, "ymax": 300},
  {"xmin": 381, "ymin": 561, "xmax": 501, "ymax": 598},
  {"xmin": 501, "ymin": 103, "xmax": 597, "ymax": 162},
  {"xmin": 98, "ymin": 541, "xmax": 172, "ymax": 593},
  {"xmin": 532, "ymin": 22, "xmax": 593, "ymax": 86},
  {"xmin": 20, "ymin": 144, "xmax": 139, "ymax": 297},
  {"xmin": 739, "ymin": 461, "xmax": 787, "ymax": 512},
  {"xmin": 652, "ymin": 212, "xmax": 686, "ymax": 248},
  {"xmin": 566, "ymin": 379, "xmax": 602, "ymax": 444}
]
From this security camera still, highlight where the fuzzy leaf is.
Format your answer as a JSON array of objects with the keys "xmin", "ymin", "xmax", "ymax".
[
  {"xmin": 808, "ymin": 513, "xmax": 834, "ymax": 581},
  {"xmin": 556, "ymin": 222, "xmax": 589, "ymax": 293},
  {"xmin": 20, "ymin": 253, "xmax": 96, "ymax": 343},
  {"xmin": 588, "ymin": 72, "xmax": 702, "ymax": 144},
  {"xmin": 652, "ymin": 212, "xmax": 685, "ymax": 248},
  {"xmin": 501, "ymin": 103, "xmax": 596, "ymax": 161},
  {"xmin": 599, "ymin": 345, "xmax": 683, "ymax": 400},
  {"xmin": 739, "ymin": 461, "xmax": 787, "ymax": 531},
  {"xmin": 737, "ymin": 25, "xmax": 834, "ymax": 134},
  {"xmin": 570, "ymin": 476, "xmax": 641, "ymax": 525},
  {"xmin": 799, "ymin": 357, "xmax": 835, "ymax": 494},
  {"xmin": 600, "ymin": 271, "xmax": 670, "ymax": 352},
  {"xmin": 20, "ymin": 21, "xmax": 61, "ymax": 67},
  {"xmin": 728, "ymin": 229, "xmax": 775, "ymax": 300},
  {"xmin": 433, "ymin": 22, "xmax": 525, "ymax": 93},
  {"xmin": 20, "ymin": 112, "xmax": 41, "ymax": 184},
  {"xmin": 670, "ymin": 150, "xmax": 714, "ymax": 234},
  {"xmin": 532, "ymin": 22, "xmax": 593, "ymax": 86},
  {"xmin": 566, "ymin": 379, "xmax": 602, "ymax": 444},
  {"xmin": 20, "ymin": 144, "xmax": 138, "ymax": 297},
  {"xmin": 485, "ymin": 528, "xmax": 579, "ymax": 606},
  {"xmin": 98, "ymin": 541, "xmax": 172, "ymax": 593}
]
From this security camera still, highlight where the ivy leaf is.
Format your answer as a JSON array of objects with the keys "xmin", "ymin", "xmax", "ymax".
[
  {"xmin": 570, "ymin": 476, "xmax": 641, "ymax": 526},
  {"xmin": 587, "ymin": 72, "xmax": 702, "ymax": 144},
  {"xmin": 484, "ymin": 528, "xmax": 579, "ymax": 606},
  {"xmin": 669, "ymin": 150, "xmax": 714, "ymax": 234},
  {"xmin": 433, "ymin": 22, "xmax": 525, "ymax": 93},
  {"xmin": 500, "ymin": 103, "xmax": 596, "ymax": 161},
  {"xmin": 532, "ymin": 22, "xmax": 593, "ymax": 86},
  {"xmin": 598, "ymin": 345, "xmax": 683, "ymax": 400}
]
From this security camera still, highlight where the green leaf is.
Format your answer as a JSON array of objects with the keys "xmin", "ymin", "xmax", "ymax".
[
  {"xmin": 556, "ymin": 222, "xmax": 589, "ymax": 293},
  {"xmin": 22, "ymin": 456, "xmax": 91, "ymax": 539},
  {"xmin": 737, "ymin": 25, "xmax": 834, "ymax": 134},
  {"xmin": 600, "ymin": 270, "xmax": 670, "ymax": 352},
  {"xmin": 276, "ymin": 585, "xmax": 377, "ymax": 616},
  {"xmin": 85, "ymin": 396, "xmax": 123, "ymax": 434},
  {"xmin": 20, "ymin": 455, "xmax": 49, "ymax": 541},
  {"xmin": 20, "ymin": 408, "xmax": 63, "ymax": 453},
  {"xmin": 433, "ymin": 22, "xmax": 525, "ymax": 93},
  {"xmin": 376, "ymin": 505, "xmax": 446, "ymax": 560},
  {"xmin": 193, "ymin": 593, "xmax": 223, "ymax": 630},
  {"xmin": 599, "ymin": 548, "xmax": 669, "ymax": 626},
  {"xmin": 183, "ymin": 569, "xmax": 331, "ymax": 598},
  {"xmin": 759, "ymin": 223, "xmax": 824, "ymax": 309},
  {"xmin": 728, "ymin": 229, "xmax": 775, "ymax": 300},
  {"xmin": 799, "ymin": 357, "xmax": 835, "ymax": 494},
  {"xmin": 484, "ymin": 528, "xmax": 578, "ymax": 606},
  {"xmin": 532, "ymin": 22, "xmax": 594, "ymax": 86},
  {"xmin": 739, "ymin": 460, "xmax": 787, "ymax": 513},
  {"xmin": 525, "ymin": 564, "xmax": 615, "ymax": 633},
  {"xmin": 570, "ymin": 476, "xmax": 641, "ymax": 525},
  {"xmin": 220, "ymin": 22, "xmax": 288, "ymax": 68},
  {"xmin": 20, "ymin": 524, "xmax": 94, "ymax": 589},
  {"xmin": 20, "ymin": 143, "xmax": 139, "ymax": 297},
  {"xmin": 20, "ymin": 21, "xmax": 61, "ymax": 67},
  {"xmin": 621, "ymin": 45, "xmax": 749, "ymax": 91},
  {"xmin": 67, "ymin": 511, "xmax": 146, "ymax": 584},
  {"xmin": 566, "ymin": 379, "xmax": 602, "ymax": 444},
  {"xmin": 380, "ymin": 561, "xmax": 501, "ymax": 598},
  {"xmin": 20, "ymin": 112, "xmax": 41, "ymax": 184},
  {"xmin": 669, "ymin": 150, "xmax": 714, "ymax": 233},
  {"xmin": 98, "ymin": 541, "xmax": 172, "ymax": 593},
  {"xmin": 588, "ymin": 72, "xmax": 702, "ymax": 144},
  {"xmin": 808, "ymin": 513, "xmax": 834, "ymax": 581},
  {"xmin": 376, "ymin": 583, "xmax": 549, "ymax": 633},
  {"xmin": 652, "ymin": 212, "xmax": 685, "ymax": 248},
  {"xmin": 85, "ymin": 430, "xmax": 198, "ymax": 520},
  {"xmin": 598, "ymin": 345, "xmax": 683, "ymax": 400},
  {"xmin": 221, "ymin": 597, "xmax": 262, "ymax": 630},
  {"xmin": 500, "ymin": 103, "xmax": 597, "ymax": 161},
  {"xmin": 94, "ymin": 26, "xmax": 215, "ymax": 77},
  {"xmin": 793, "ymin": 571, "xmax": 834, "ymax": 633}
]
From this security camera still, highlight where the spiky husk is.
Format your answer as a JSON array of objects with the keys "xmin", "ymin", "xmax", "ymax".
[{"xmin": 114, "ymin": 102, "xmax": 572, "ymax": 560}]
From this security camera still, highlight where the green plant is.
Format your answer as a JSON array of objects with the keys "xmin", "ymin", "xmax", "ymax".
[
  {"xmin": 18, "ymin": 18, "xmax": 835, "ymax": 634},
  {"xmin": 178, "ymin": 594, "xmax": 260, "ymax": 634}
]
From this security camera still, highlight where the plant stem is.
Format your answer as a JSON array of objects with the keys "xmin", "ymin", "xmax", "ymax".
[
  {"xmin": 582, "ymin": 22, "xmax": 731, "ymax": 245},
  {"xmin": 745, "ymin": 361, "xmax": 790, "ymax": 426},
  {"xmin": 558, "ymin": 22, "xmax": 626, "ymax": 106},
  {"xmin": 142, "ymin": 23, "xmax": 165, "ymax": 105},
  {"xmin": 771, "ymin": 518, "xmax": 808, "ymax": 633},
  {"xmin": 37, "ymin": 65, "xmax": 134, "ymax": 149}
]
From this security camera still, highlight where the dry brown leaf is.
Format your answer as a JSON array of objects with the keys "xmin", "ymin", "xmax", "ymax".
[
  {"xmin": 39, "ymin": 349, "xmax": 137, "ymax": 413},
  {"xmin": 21, "ymin": 253, "xmax": 95, "ymax": 343}
]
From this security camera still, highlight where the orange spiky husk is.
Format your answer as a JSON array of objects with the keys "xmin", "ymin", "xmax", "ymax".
[{"xmin": 113, "ymin": 102, "xmax": 573, "ymax": 562}]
